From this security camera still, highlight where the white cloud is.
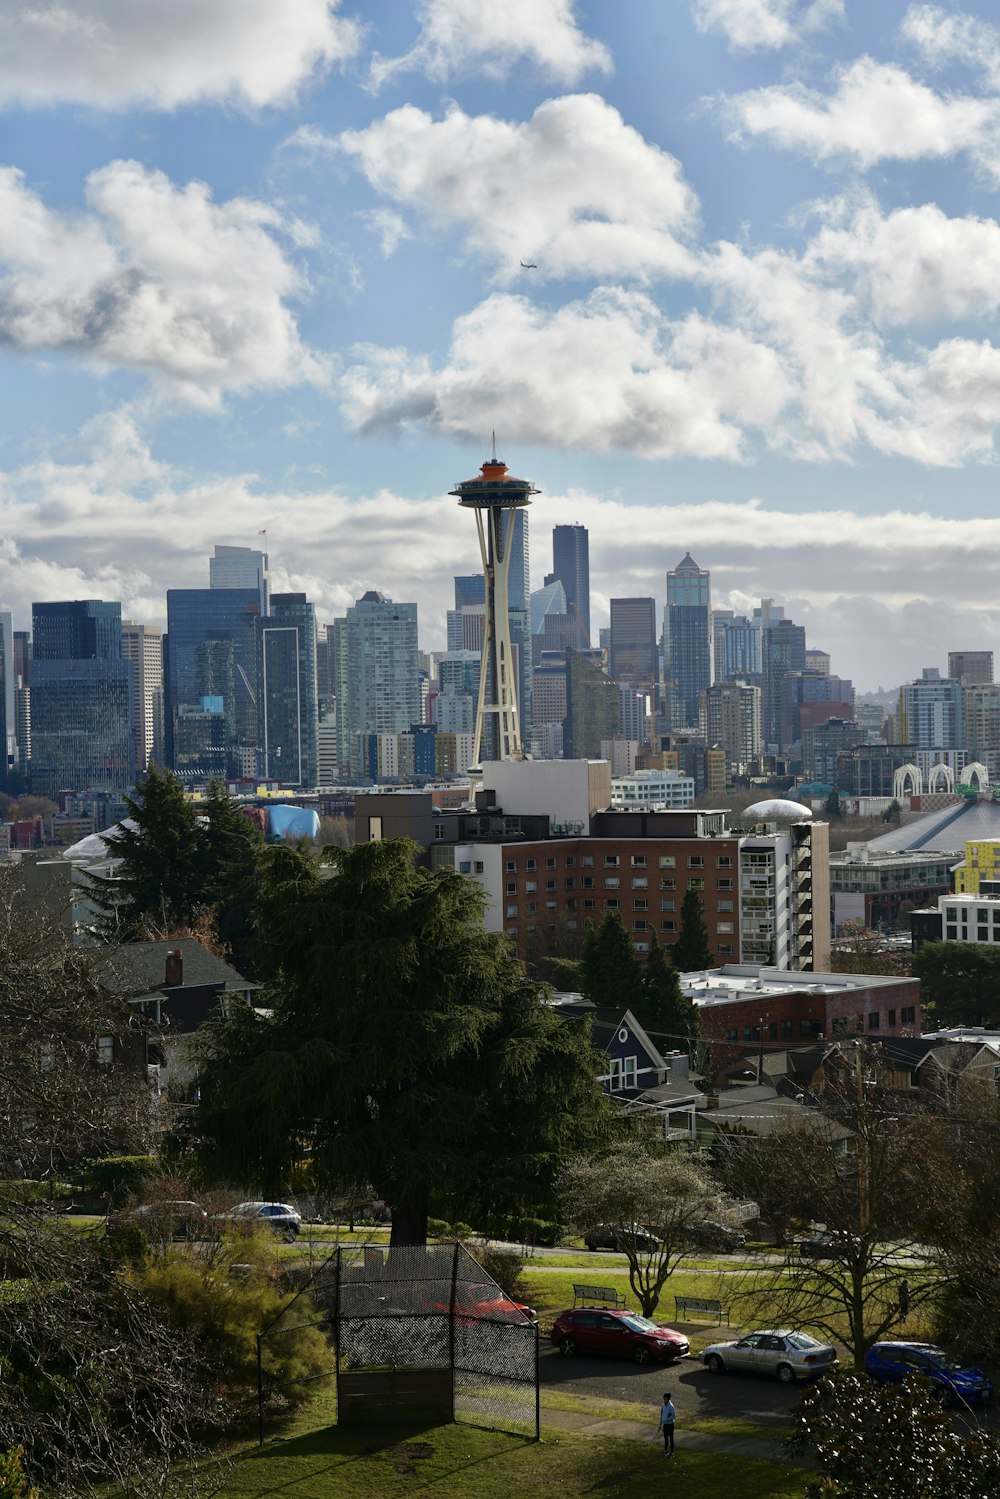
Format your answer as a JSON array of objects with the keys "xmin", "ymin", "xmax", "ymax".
[
  {"xmin": 0, "ymin": 161, "xmax": 328, "ymax": 407},
  {"xmin": 339, "ymin": 287, "xmax": 793, "ymax": 460},
  {"xmin": 903, "ymin": 4, "xmax": 1000, "ymax": 88},
  {"xmin": 333, "ymin": 95, "xmax": 698, "ymax": 282},
  {"xmin": 6, "ymin": 418, "xmax": 1000, "ymax": 688},
  {"xmin": 692, "ymin": 0, "xmax": 844, "ymax": 52},
  {"xmin": 0, "ymin": 0, "xmax": 361, "ymax": 110},
  {"xmin": 369, "ymin": 0, "xmax": 610, "ymax": 89},
  {"xmin": 356, "ymin": 207, "xmax": 412, "ymax": 258},
  {"xmin": 722, "ymin": 56, "xmax": 1000, "ymax": 180},
  {"xmin": 806, "ymin": 195, "xmax": 1000, "ymax": 325}
]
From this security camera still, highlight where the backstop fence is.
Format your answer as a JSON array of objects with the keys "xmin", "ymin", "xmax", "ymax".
[{"xmin": 257, "ymin": 1240, "xmax": 539, "ymax": 1442}]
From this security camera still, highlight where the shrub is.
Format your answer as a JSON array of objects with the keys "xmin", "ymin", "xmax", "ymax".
[
  {"xmin": 0, "ymin": 1447, "xmax": 39, "ymax": 1498},
  {"xmin": 471, "ymin": 1244, "xmax": 528, "ymax": 1303},
  {"xmin": 87, "ymin": 1155, "xmax": 160, "ymax": 1204},
  {"xmin": 0, "ymin": 1180, "xmax": 74, "ymax": 1206}
]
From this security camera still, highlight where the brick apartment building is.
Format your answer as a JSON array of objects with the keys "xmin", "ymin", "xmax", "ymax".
[{"xmin": 356, "ymin": 760, "xmax": 831, "ymax": 971}]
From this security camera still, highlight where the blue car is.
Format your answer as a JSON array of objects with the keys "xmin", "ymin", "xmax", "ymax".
[{"xmin": 865, "ymin": 1342, "xmax": 993, "ymax": 1407}]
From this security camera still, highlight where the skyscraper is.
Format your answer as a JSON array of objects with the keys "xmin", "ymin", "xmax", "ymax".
[
  {"xmin": 339, "ymin": 590, "xmax": 419, "ymax": 780},
  {"xmin": 699, "ymin": 681, "xmax": 762, "ymax": 772},
  {"xmin": 551, "ymin": 524, "xmax": 590, "ymax": 650},
  {"xmin": 948, "ymin": 651, "xmax": 993, "ymax": 687},
  {"xmin": 451, "ymin": 448, "xmax": 537, "ymax": 764},
  {"xmin": 121, "ymin": 621, "xmax": 164, "ymax": 773},
  {"xmin": 609, "ymin": 597, "xmax": 658, "ymax": 686},
  {"xmin": 664, "ymin": 554, "xmax": 712, "ymax": 729},
  {"xmin": 164, "ymin": 588, "xmax": 260, "ymax": 778},
  {"xmin": 761, "ymin": 617, "xmax": 806, "ymax": 749},
  {"xmin": 0, "ymin": 611, "xmax": 15, "ymax": 787},
  {"xmin": 563, "ymin": 648, "xmax": 619, "ymax": 759},
  {"xmin": 210, "ymin": 544, "xmax": 270, "ymax": 615},
  {"xmin": 30, "ymin": 600, "xmax": 133, "ymax": 795},
  {"xmin": 257, "ymin": 593, "xmax": 318, "ymax": 787}
]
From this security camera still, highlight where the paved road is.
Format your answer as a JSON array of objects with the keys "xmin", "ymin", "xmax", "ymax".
[{"xmin": 539, "ymin": 1341, "xmax": 799, "ymax": 1430}]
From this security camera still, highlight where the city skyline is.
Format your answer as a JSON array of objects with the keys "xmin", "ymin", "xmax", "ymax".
[{"xmin": 4, "ymin": 4, "xmax": 1000, "ymax": 688}]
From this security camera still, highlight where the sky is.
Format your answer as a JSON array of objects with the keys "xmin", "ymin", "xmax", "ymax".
[{"xmin": 4, "ymin": 1, "xmax": 1000, "ymax": 688}]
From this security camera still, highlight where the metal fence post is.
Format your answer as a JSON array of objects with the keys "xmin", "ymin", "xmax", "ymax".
[
  {"xmin": 449, "ymin": 1240, "xmax": 460, "ymax": 1422},
  {"xmin": 256, "ymin": 1333, "xmax": 264, "ymax": 1448},
  {"xmin": 333, "ymin": 1245, "xmax": 342, "ymax": 1422},
  {"xmin": 534, "ymin": 1320, "xmax": 541, "ymax": 1442}
]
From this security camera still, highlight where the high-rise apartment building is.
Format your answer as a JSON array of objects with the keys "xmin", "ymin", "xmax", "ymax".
[
  {"xmin": 257, "ymin": 593, "xmax": 319, "ymax": 787},
  {"xmin": 551, "ymin": 524, "xmax": 590, "ymax": 650},
  {"xmin": 964, "ymin": 684, "xmax": 1000, "ymax": 778},
  {"xmin": 699, "ymin": 681, "xmax": 762, "ymax": 772},
  {"xmin": 609, "ymin": 598, "xmax": 658, "ymax": 687},
  {"xmin": 339, "ymin": 590, "xmax": 419, "ymax": 780},
  {"xmin": 664, "ymin": 554, "xmax": 712, "ymax": 729},
  {"xmin": 121, "ymin": 622, "xmax": 164, "ymax": 773},
  {"xmin": 30, "ymin": 600, "xmax": 133, "ymax": 796},
  {"xmin": 761, "ymin": 617, "xmax": 806, "ymax": 749},
  {"xmin": 0, "ymin": 611, "xmax": 15, "ymax": 786},
  {"xmin": 209, "ymin": 544, "xmax": 270, "ymax": 615},
  {"xmin": 564, "ymin": 648, "xmax": 619, "ymax": 759},
  {"xmin": 949, "ymin": 651, "xmax": 993, "ymax": 687},
  {"xmin": 897, "ymin": 668, "xmax": 964, "ymax": 753},
  {"xmin": 164, "ymin": 588, "xmax": 260, "ymax": 778}
]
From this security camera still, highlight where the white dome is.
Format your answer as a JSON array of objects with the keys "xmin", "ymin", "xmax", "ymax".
[{"xmin": 743, "ymin": 798, "xmax": 814, "ymax": 821}]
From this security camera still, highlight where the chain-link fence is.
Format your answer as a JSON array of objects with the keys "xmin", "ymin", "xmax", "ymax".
[{"xmin": 257, "ymin": 1240, "xmax": 538, "ymax": 1442}]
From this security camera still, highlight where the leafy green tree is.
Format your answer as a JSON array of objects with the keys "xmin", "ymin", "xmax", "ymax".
[
  {"xmin": 787, "ymin": 1372, "xmax": 1000, "ymax": 1498},
  {"xmin": 636, "ymin": 932, "xmax": 695, "ymax": 1047},
  {"xmin": 0, "ymin": 1448, "xmax": 39, "ymax": 1499},
  {"xmin": 579, "ymin": 909, "xmax": 645, "ymax": 1012},
  {"xmin": 197, "ymin": 840, "xmax": 611, "ymax": 1245},
  {"xmin": 671, "ymin": 887, "xmax": 712, "ymax": 972},
  {"xmin": 91, "ymin": 764, "xmax": 207, "ymax": 939}
]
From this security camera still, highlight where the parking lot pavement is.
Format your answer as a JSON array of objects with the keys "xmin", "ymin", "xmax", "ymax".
[{"xmin": 539, "ymin": 1342, "xmax": 799, "ymax": 1430}]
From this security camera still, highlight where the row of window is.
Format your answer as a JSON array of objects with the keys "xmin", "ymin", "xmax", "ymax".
[
  {"xmin": 504, "ymin": 876, "xmax": 733, "ymax": 896},
  {"xmin": 505, "ymin": 923, "xmax": 734, "ymax": 956},
  {"xmin": 505, "ymin": 853, "xmax": 734, "ymax": 873}
]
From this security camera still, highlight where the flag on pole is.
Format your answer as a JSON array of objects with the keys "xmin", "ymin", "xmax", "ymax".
[{"xmin": 257, "ymin": 528, "xmax": 267, "ymax": 537}]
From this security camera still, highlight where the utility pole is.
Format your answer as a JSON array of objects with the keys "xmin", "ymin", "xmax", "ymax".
[{"xmin": 757, "ymin": 1015, "xmax": 766, "ymax": 1085}]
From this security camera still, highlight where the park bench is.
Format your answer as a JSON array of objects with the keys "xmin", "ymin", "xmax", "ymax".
[
  {"xmin": 572, "ymin": 1282, "xmax": 627, "ymax": 1309},
  {"xmin": 674, "ymin": 1294, "xmax": 729, "ymax": 1325}
]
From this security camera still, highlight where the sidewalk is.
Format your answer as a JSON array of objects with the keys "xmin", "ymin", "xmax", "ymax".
[{"xmin": 541, "ymin": 1405, "xmax": 808, "ymax": 1466}]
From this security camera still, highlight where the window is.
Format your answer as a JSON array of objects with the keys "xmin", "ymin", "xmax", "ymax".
[
  {"xmin": 719, "ymin": 943, "xmax": 733, "ymax": 955},
  {"xmin": 718, "ymin": 899, "xmax": 733, "ymax": 912},
  {"xmin": 580, "ymin": 855, "xmax": 594, "ymax": 868},
  {"xmin": 744, "ymin": 1025, "xmax": 761, "ymax": 1042},
  {"xmin": 566, "ymin": 919, "xmax": 578, "ymax": 930},
  {"xmin": 868, "ymin": 1011, "xmax": 881, "ymax": 1030},
  {"xmin": 604, "ymin": 876, "xmax": 620, "ymax": 889},
  {"xmin": 565, "ymin": 877, "xmax": 576, "ymax": 891},
  {"xmin": 901, "ymin": 1006, "xmax": 916, "ymax": 1025},
  {"xmin": 505, "ymin": 882, "xmax": 517, "ymax": 895},
  {"xmin": 506, "ymin": 925, "xmax": 518, "ymax": 939},
  {"xmin": 661, "ymin": 919, "xmax": 676, "ymax": 932},
  {"xmin": 565, "ymin": 856, "xmax": 576, "ymax": 869},
  {"xmin": 474, "ymin": 861, "xmax": 484, "ymax": 874},
  {"xmin": 546, "ymin": 857, "xmax": 557, "ymax": 870},
  {"xmin": 660, "ymin": 898, "xmax": 675, "ymax": 912},
  {"xmin": 946, "ymin": 925, "xmax": 958, "ymax": 940},
  {"xmin": 97, "ymin": 1035, "xmax": 114, "ymax": 1065},
  {"xmin": 725, "ymin": 1029, "xmax": 738, "ymax": 1044},
  {"xmin": 800, "ymin": 1019, "xmax": 823, "ymax": 1038},
  {"xmin": 566, "ymin": 898, "xmax": 577, "ymax": 911},
  {"xmin": 659, "ymin": 855, "xmax": 676, "ymax": 869},
  {"xmin": 633, "ymin": 919, "xmax": 647, "ymax": 932},
  {"xmin": 716, "ymin": 855, "xmax": 733, "ymax": 868},
  {"xmin": 459, "ymin": 860, "xmax": 472, "ymax": 873},
  {"xmin": 688, "ymin": 855, "xmax": 704, "ymax": 869},
  {"xmin": 583, "ymin": 898, "xmax": 596, "ymax": 910},
  {"xmin": 546, "ymin": 878, "xmax": 557, "ymax": 891},
  {"xmin": 505, "ymin": 859, "xmax": 516, "ymax": 873},
  {"xmin": 582, "ymin": 875, "xmax": 594, "ymax": 889},
  {"xmin": 623, "ymin": 1057, "xmax": 637, "ymax": 1088},
  {"xmin": 888, "ymin": 1009, "xmax": 896, "ymax": 1026},
  {"xmin": 434, "ymin": 823, "xmax": 446, "ymax": 841},
  {"xmin": 609, "ymin": 1059, "xmax": 623, "ymax": 1090},
  {"xmin": 689, "ymin": 878, "xmax": 704, "ymax": 891},
  {"xmin": 525, "ymin": 880, "xmax": 537, "ymax": 894},
  {"xmin": 506, "ymin": 905, "xmax": 517, "ymax": 919},
  {"xmin": 718, "ymin": 921, "xmax": 734, "ymax": 935},
  {"xmin": 606, "ymin": 897, "xmax": 620, "ymax": 909},
  {"xmin": 632, "ymin": 876, "xmax": 648, "ymax": 889},
  {"xmin": 768, "ymin": 1023, "xmax": 778, "ymax": 1040},
  {"xmin": 979, "ymin": 928, "xmax": 989, "ymax": 942},
  {"xmin": 526, "ymin": 858, "xmax": 537, "ymax": 871},
  {"xmin": 633, "ymin": 898, "xmax": 648, "ymax": 911},
  {"xmin": 546, "ymin": 900, "xmax": 557, "ymax": 912},
  {"xmin": 525, "ymin": 902, "xmax": 537, "ymax": 915},
  {"xmin": 781, "ymin": 1019, "xmax": 794, "ymax": 1040},
  {"xmin": 604, "ymin": 854, "xmax": 620, "ymax": 868},
  {"xmin": 660, "ymin": 876, "xmax": 676, "ymax": 890},
  {"xmin": 630, "ymin": 854, "xmax": 647, "ymax": 868},
  {"xmin": 717, "ymin": 878, "xmax": 733, "ymax": 891}
]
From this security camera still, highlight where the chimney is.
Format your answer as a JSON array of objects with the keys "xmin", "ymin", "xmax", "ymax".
[
  {"xmin": 707, "ymin": 1092, "xmax": 720, "ymax": 1110},
  {"xmin": 165, "ymin": 948, "xmax": 183, "ymax": 987}
]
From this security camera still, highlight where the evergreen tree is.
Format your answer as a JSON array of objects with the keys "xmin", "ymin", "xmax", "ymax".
[
  {"xmin": 671, "ymin": 887, "xmax": 713, "ymax": 972},
  {"xmin": 579, "ymin": 909, "xmax": 645, "ymax": 1013},
  {"xmin": 200, "ymin": 782, "xmax": 266, "ymax": 977},
  {"xmin": 197, "ymin": 839, "xmax": 611, "ymax": 1245},
  {"xmin": 638, "ymin": 931, "xmax": 696, "ymax": 1046},
  {"xmin": 91, "ymin": 764, "xmax": 207, "ymax": 939}
]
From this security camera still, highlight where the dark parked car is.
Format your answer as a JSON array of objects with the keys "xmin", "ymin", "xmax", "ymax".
[
  {"xmin": 685, "ymin": 1219, "xmax": 747, "ymax": 1253},
  {"xmin": 222, "ymin": 1201, "xmax": 302, "ymax": 1240},
  {"xmin": 795, "ymin": 1230, "xmax": 848, "ymax": 1259},
  {"xmin": 584, "ymin": 1223, "xmax": 662, "ymax": 1252},
  {"xmin": 865, "ymin": 1342, "xmax": 993, "ymax": 1407},
  {"xmin": 107, "ymin": 1200, "xmax": 208, "ymax": 1241},
  {"xmin": 551, "ymin": 1308, "xmax": 689, "ymax": 1365}
]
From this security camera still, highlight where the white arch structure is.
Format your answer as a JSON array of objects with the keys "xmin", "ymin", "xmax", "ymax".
[
  {"xmin": 964, "ymin": 761, "xmax": 990, "ymax": 791},
  {"xmin": 893, "ymin": 764, "xmax": 922, "ymax": 799},
  {"xmin": 926, "ymin": 762, "xmax": 955, "ymax": 794}
]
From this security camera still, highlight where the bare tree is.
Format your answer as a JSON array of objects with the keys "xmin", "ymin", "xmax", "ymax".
[{"xmin": 561, "ymin": 1142, "xmax": 733, "ymax": 1317}]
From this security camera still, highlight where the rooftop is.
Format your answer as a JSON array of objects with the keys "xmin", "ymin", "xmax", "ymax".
[
  {"xmin": 681, "ymin": 963, "xmax": 913, "ymax": 1005},
  {"xmin": 865, "ymin": 797, "xmax": 1000, "ymax": 856}
]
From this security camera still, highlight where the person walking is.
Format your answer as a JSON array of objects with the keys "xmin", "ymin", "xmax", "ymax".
[{"xmin": 658, "ymin": 1391, "xmax": 676, "ymax": 1456}]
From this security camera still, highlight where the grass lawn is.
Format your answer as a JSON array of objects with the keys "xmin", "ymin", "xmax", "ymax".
[{"xmin": 212, "ymin": 1419, "xmax": 805, "ymax": 1499}]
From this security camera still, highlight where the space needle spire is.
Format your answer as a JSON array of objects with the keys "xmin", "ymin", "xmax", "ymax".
[{"xmin": 450, "ymin": 442, "xmax": 539, "ymax": 765}]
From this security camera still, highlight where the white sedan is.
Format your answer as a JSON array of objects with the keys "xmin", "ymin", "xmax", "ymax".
[{"xmin": 702, "ymin": 1329, "xmax": 838, "ymax": 1383}]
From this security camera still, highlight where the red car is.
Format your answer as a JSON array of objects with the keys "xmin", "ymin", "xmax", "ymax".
[
  {"xmin": 551, "ymin": 1307, "xmax": 690, "ymax": 1365},
  {"xmin": 421, "ymin": 1283, "xmax": 537, "ymax": 1323}
]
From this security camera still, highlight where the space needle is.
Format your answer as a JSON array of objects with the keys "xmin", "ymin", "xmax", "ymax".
[{"xmin": 450, "ymin": 438, "xmax": 539, "ymax": 766}]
